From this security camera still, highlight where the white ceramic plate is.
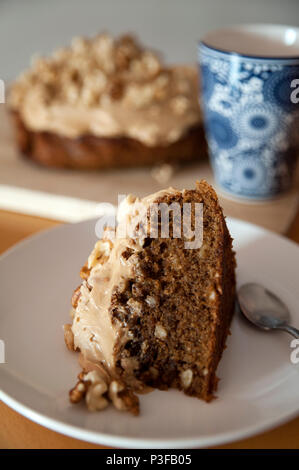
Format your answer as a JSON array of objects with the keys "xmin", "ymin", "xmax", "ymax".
[{"xmin": 0, "ymin": 218, "xmax": 299, "ymax": 449}]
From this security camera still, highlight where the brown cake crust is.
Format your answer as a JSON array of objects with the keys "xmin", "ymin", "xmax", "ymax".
[{"xmin": 11, "ymin": 111, "xmax": 206, "ymax": 170}]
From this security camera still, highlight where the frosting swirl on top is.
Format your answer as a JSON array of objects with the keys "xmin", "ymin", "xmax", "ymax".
[{"xmin": 9, "ymin": 34, "xmax": 201, "ymax": 146}]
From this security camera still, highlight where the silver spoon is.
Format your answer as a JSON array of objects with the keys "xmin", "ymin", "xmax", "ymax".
[{"xmin": 238, "ymin": 283, "xmax": 299, "ymax": 339}]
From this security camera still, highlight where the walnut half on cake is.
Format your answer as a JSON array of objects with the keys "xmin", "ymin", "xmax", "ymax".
[
  {"xmin": 65, "ymin": 181, "xmax": 236, "ymax": 414},
  {"xmin": 9, "ymin": 33, "xmax": 206, "ymax": 169}
]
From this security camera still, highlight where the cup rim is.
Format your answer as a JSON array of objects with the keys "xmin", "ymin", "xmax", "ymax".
[{"xmin": 199, "ymin": 23, "xmax": 299, "ymax": 61}]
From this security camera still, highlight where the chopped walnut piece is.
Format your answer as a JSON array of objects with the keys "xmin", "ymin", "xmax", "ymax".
[
  {"xmin": 129, "ymin": 51, "xmax": 161, "ymax": 79},
  {"xmin": 71, "ymin": 36, "xmax": 90, "ymax": 55},
  {"xmin": 121, "ymin": 247, "xmax": 134, "ymax": 260},
  {"xmin": 145, "ymin": 295, "xmax": 157, "ymax": 308},
  {"xmin": 209, "ymin": 290, "xmax": 217, "ymax": 301},
  {"xmin": 83, "ymin": 371, "xmax": 109, "ymax": 411},
  {"xmin": 86, "ymin": 384, "xmax": 109, "ymax": 411},
  {"xmin": 108, "ymin": 78, "xmax": 124, "ymax": 100},
  {"xmin": 108, "ymin": 380, "xmax": 139, "ymax": 416},
  {"xmin": 141, "ymin": 52, "xmax": 161, "ymax": 77},
  {"xmin": 63, "ymin": 323, "xmax": 75, "ymax": 351},
  {"xmin": 115, "ymin": 34, "xmax": 140, "ymax": 70},
  {"xmin": 171, "ymin": 95, "xmax": 189, "ymax": 115},
  {"xmin": 80, "ymin": 264, "xmax": 90, "ymax": 280},
  {"xmin": 127, "ymin": 297, "xmax": 143, "ymax": 315},
  {"xmin": 69, "ymin": 380, "xmax": 87, "ymax": 403},
  {"xmin": 87, "ymin": 239, "xmax": 112, "ymax": 269},
  {"xmin": 153, "ymin": 72, "xmax": 170, "ymax": 100},
  {"xmin": 154, "ymin": 323, "xmax": 167, "ymax": 340},
  {"xmin": 71, "ymin": 285, "xmax": 81, "ymax": 308},
  {"xmin": 125, "ymin": 83, "xmax": 155, "ymax": 108},
  {"xmin": 180, "ymin": 369, "xmax": 193, "ymax": 389}
]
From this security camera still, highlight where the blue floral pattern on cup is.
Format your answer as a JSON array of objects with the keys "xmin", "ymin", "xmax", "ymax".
[{"xmin": 198, "ymin": 43, "xmax": 299, "ymax": 199}]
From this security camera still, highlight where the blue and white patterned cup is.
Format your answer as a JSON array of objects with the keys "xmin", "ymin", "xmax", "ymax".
[{"xmin": 198, "ymin": 24, "xmax": 299, "ymax": 200}]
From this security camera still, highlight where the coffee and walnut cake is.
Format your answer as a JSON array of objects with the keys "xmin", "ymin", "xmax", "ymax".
[
  {"xmin": 64, "ymin": 181, "xmax": 236, "ymax": 415},
  {"xmin": 9, "ymin": 33, "xmax": 206, "ymax": 169}
]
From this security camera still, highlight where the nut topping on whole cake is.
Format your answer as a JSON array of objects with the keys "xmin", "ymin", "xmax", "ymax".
[{"xmin": 9, "ymin": 33, "xmax": 201, "ymax": 146}]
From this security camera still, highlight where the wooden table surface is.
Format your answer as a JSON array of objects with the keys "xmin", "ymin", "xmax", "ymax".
[{"xmin": 1, "ymin": 208, "xmax": 299, "ymax": 449}]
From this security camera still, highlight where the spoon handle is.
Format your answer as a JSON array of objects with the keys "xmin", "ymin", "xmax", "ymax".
[{"xmin": 278, "ymin": 325, "xmax": 299, "ymax": 339}]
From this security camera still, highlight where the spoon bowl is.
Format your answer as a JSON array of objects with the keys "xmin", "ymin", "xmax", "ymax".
[{"xmin": 238, "ymin": 283, "xmax": 299, "ymax": 339}]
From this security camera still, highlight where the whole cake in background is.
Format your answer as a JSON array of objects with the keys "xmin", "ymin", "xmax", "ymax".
[
  {"xmin": 64, "ymin": 181, "xmax": 236, "ymax": 415},
  {"xmin": 9, "ymin": 33, "xmax": 206, "ymax": 169}
]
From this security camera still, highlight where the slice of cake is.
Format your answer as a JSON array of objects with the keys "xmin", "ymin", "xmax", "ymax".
[
  {"xmin": 64, "ymin": 181, "xmax": 236, "ymax": 414},
  {"xmin": 8, "ymin": 33, "xmax": 206, "ymax": 169}
]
